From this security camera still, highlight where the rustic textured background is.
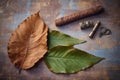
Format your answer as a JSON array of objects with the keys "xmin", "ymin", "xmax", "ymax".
[{"xmin": 0, "ymin": 0, "xmax": 120, "ymax": 80}]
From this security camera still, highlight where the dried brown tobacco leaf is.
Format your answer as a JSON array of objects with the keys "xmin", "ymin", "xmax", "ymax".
[{"xmin": 8, "ymin": 12, "xmax": 48, "ymax": 69}]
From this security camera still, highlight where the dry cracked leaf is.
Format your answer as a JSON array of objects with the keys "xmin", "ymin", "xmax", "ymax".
[{"xmin": 8, "ymin": 12, "xmax": 48, "ymax": 69}]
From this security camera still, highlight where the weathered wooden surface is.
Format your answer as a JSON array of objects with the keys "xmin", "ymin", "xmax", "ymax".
[{"xmin": 0, "ymin": 0, "xmax": 120, "ymax": 80}]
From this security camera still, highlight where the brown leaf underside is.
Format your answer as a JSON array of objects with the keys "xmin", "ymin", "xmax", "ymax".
[{"xmin": 8, "ymin": 12, "xmax": 48, "ymax": 69}]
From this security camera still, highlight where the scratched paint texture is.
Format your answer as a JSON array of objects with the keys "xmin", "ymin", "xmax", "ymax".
[{"xmin": 0, "ymin": 0, "xmax": 120, "ymax": 80}]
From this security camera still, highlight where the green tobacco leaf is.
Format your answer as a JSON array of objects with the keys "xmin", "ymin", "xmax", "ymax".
[
  {"xmin": 48, "ymin": 30, "xmax": 86, "ymax": 49},
  {"xmin": 44, "ymin": 46, "xmax": 103, "ymax": 73}
]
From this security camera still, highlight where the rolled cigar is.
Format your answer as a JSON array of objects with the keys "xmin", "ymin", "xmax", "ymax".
[{"xmin": 55, "ymin": 5, "xmax": 104, "ymax": 26}]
